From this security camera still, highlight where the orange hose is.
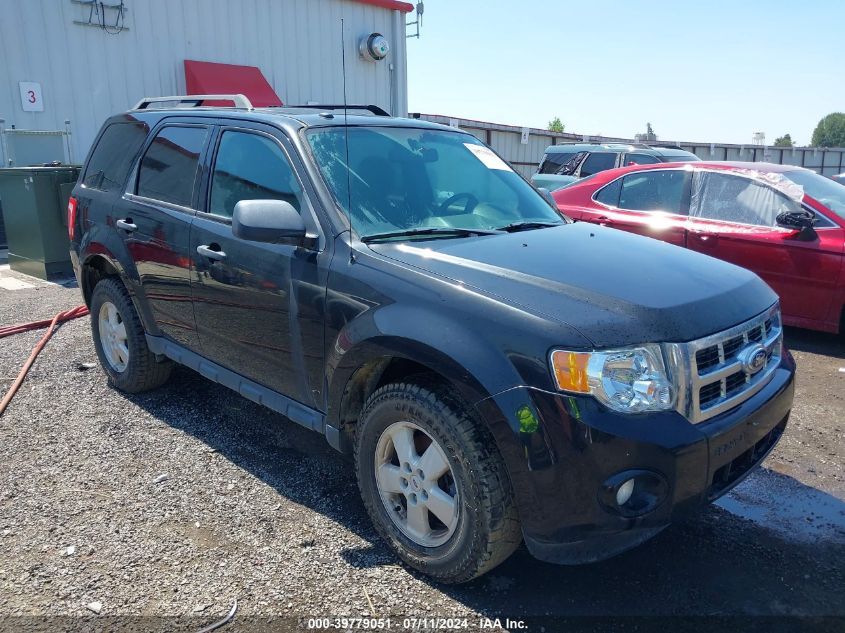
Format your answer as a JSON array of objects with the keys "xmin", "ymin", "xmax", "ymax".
[
  {"xmin": 0, "ymin": 305, "xmax": 89, "ymax": 417},
  {"xmin": 0, "ymin": 305, "xmax": 89, "ymax": 338}
]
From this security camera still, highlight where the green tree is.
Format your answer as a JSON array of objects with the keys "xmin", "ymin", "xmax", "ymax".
[
  {"xmin": 548, "ymin": 117, "xmax": 564, "ymax": 133},
  {"xmin": 773, "ymin": 134, "xmax": 793, "ymax": 147},
  {"xmin": 811, "ymin": 113, "xmax": 845, "ymax": 147}
]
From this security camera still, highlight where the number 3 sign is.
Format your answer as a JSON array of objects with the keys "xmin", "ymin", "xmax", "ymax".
[{"xmin": 19, "ymin": 82, "xmax": 44, "ymax": 112}]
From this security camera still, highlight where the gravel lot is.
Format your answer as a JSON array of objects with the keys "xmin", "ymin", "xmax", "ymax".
[{"xmin": 1, "ymin": 267, "xmax": 843, "ymax": 632}]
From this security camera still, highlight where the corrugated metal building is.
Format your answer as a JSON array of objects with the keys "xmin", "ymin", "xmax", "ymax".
[
  {"xmin": 418, "ymin": 114, "xmax": 845, "ymax": 180},
  {"xmin": 0, "ymin": 0, "xmax": 414, "ymax": 165}
]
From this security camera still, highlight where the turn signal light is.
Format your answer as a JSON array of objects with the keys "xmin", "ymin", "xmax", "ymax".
[
  {"xmin": 67, "ymin": 196, "xmax": 78, "ymax": 240},
  {"xmin": 550, "ymin": 350, "xmax": 591, "ymax": 393}
]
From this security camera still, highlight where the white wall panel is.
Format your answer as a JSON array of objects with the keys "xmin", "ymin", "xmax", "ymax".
[{"xmin": 0, "ymin": 0, "xmax": 408, "ymax": 162}]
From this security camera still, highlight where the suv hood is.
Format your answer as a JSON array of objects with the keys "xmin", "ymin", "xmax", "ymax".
[{"xmin": 367, "ymin": 223, "xmax": 777, "ymax": 348}]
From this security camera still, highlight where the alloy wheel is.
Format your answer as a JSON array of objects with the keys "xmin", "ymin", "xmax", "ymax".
[
  {"xmin": 98, "ymin": 301, "xmax": 129, "ymax": 372},
  {"xmin": 374, "ymin": 421, "xmax": 460, "ymax": 548}
]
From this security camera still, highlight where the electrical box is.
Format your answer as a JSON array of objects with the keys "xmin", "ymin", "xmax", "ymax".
[{"xmin": 0, "ymin": 166, "xmax": 80, "ymax": 279}]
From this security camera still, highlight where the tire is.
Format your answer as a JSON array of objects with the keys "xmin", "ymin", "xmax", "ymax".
[
  {"xmin": 90, "ymin": 277, "xmax": 173, "ymax": 393},
  {"xmin": 355, "ymin": 380, "xmax": 521, "ymax": 583}
]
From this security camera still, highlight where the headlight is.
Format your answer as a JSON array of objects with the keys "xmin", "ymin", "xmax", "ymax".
[{"xmin": 550, "ymin": 344, "xmax": 675, "ymax": 413}]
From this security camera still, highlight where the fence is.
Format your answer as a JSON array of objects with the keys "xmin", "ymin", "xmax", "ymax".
[
  {"xmin": 414, "ymin": 114, "xmax": 845, "ymax": 180},
  {"xmin": 0, "ymin": 120, "xmax": 75, "ymax": 167}
]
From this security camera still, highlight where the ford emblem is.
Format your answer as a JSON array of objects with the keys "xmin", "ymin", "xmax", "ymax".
[{"xmin": 738, "ymin": 344, "xmax": 768, "ymax": 375}]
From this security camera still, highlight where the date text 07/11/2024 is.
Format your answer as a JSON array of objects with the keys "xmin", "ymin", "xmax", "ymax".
[{"xmin": 305, "ymin": 617, "xmax": 528, "ymax": 630}]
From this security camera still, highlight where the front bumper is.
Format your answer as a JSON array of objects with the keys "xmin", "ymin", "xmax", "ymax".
[{"xmin": 475, "ymin": 352, "xmax": 795, "ymax": 564}]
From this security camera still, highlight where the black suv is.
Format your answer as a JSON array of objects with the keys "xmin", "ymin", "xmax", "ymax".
[
  {"xmin": 533, "ymin": 142, "xmax": 700, "ymax": 191},
  {"xmin": 69, "ymin": 96, "xmax": 794, "ymax": 583}
]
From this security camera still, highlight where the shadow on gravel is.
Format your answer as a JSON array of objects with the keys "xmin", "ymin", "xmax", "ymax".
[
  {"xmin": 715, "ymin": 467, "xmax": 845, "ymax": 543},
  {"xmin": 123, "ymin": 367, "xmax": 845, "ymax": 620},
  {"xmin": 784, "ymin": 327, "xmax": 845, "ymax": 359}
]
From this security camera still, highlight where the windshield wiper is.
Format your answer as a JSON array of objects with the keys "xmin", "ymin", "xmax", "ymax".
[
  {"xmin": 495, "ymin": 221, "xmax": 563, "ymax": 233},
  {"xmin": 361, "ymin": 227, "xmax": 502, "ymax": 243}
]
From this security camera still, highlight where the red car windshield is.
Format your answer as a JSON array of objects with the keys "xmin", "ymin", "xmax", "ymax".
[{"xmin": 783, "ymin": 170, "xmax": 845, "ymax": 220}]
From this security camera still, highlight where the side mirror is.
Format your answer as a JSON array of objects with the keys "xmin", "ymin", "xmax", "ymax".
[
  {"xmin": 232, "ymin": 199, "xmax": 313, "ymax": 246},
  {"xmin": 538, "ymin": 187, "xmax": 557, "ymax": 207},
  {"xmin": 776, "ymin": 210, "xmax": 817, "ymax": 242}
]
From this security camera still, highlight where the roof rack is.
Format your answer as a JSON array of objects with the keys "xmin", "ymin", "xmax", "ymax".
[
  {"xmin": 285, "ymin": 104, "xmax": 390, "ymax": 117},
  {"xmin": 132, "ymin": 94, "xmax": 253, "ymax": 110}
]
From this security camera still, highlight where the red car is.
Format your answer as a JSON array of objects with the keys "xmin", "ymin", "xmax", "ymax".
[{"xmin": 553, "ymin": 161, "xmax": 845, "ymax": 333}]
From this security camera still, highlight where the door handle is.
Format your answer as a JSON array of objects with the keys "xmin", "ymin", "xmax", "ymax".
[
  {"xmin": 595, "ymin": 215, "xmax": 612, "ymax": 226},
  {"xmin": 116, "ymin": 218, "xmax": 137, "ymax": 232},
  {"xmin": 196, "ymin": 244, "xmax": 227, "ymax": 261}
]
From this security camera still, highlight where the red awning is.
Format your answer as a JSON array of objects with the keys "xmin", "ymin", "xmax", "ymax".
[
  {"xmin": 184, "ymin": 60, "xmax": 282, "ymax": 107},
  {"xmin": 351, "ymin": 0, "xmax": 414, "ymax": 12}
]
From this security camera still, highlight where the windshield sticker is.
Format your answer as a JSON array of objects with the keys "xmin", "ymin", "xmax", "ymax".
[{"xmin": 463, "ymin": 143, "xmax": 513, "ymax": 171}]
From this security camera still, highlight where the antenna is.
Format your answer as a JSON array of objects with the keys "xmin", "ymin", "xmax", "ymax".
[
  {"xmin": 341, "ymin": 18, "xmax": 353, "ymax": 235},
  {"xmin": 407, "ymin": 2, "xmax": 424, "ymax": 38}
]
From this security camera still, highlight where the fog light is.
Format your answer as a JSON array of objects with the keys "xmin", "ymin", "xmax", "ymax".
[
  {"xmin": 600, "ymin": 470, "xmax": 669, "ymax": 518},
  {"xmin": 616, "ymin": 478, "xmax": 635, "ymax": 506}
]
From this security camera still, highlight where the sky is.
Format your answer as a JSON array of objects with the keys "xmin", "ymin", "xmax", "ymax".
[{"xmin": 406, "ymin": 0, "xmax": 845, "ymax": 146}]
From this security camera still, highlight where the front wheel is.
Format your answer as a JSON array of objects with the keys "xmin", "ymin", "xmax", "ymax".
[{"xmin": 355, "ymin": 381, "xmax": 521, "ymax": 583}]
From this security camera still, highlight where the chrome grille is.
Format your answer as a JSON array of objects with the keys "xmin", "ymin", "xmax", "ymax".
[{"xmin": 676, "ymin": 304, "xmax": 782, "ymax": 424}]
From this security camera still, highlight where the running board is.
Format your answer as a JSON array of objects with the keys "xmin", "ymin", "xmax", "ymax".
[{"xmin": 145, "ymin": 335, "xmax": 325, "ymax": 434}]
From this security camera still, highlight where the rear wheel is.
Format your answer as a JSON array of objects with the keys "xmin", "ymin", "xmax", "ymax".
[
  {"xmin": 90, "ymin": 278, "xmax": 172, "ymax": 393},
  {"xmin": 355, "ymin": 380, "xmax": 521, "ymax": 583}
]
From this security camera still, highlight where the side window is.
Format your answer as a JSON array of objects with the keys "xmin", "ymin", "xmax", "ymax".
[
  {"xmin": 579, "ymin": 152, "xmax": 617, "ymax": 177},
  {"xmin": 82, "ymin": 121, "xmax": 149, "ymax": 192},
  {"xmin": 594, "ymin": 178, "xmax": 622, "ymax": 206},
  {"xmin": 137, "ymin": 126, "xmax": 208, "ymax": 207},
  {"xmin": 209, "ymin": 130, "xmax": 304, "ymax": 219},
  {"xmin": 691, "ymin": 172, "xmax": 802, "ymax": 226},
  {"xmin": 619, "ymin": 170, "xmax": 688, "ymax": 213},
  {"xmin": 539, "ymin": 151, "xmax": 577, "ymax": 174},
  {"xmin": 558, "ymin": 151, "xmax": 586, "ymax": 175},
  {"xmin": 624, "ymin": 153, "xmax": 660, "ymax": 167}
]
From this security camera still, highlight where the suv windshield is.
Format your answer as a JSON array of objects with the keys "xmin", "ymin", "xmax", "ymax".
[
  {"xmin": 783, "ymin": 169, "xmax": 845, "ymax": 220},
  {"xmin": 306, "ymin": 126, "xmax": 563, "ymax": 240}
]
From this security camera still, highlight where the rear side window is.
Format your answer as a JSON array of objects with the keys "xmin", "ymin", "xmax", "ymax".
[
  {"xmin": 137, "ymin": 126, "xmax": 208, "ymax": 207},
  {"xmin": 579, "ymin": 152, "xmax": 617, "ymax": 177},
  {"xmin": 209, "ymin": 130, "xmax": 304, "ymax": 219},
  {"xmin": 594, "ymin": 178, "xmax": 622, "ymax": 206},
  {"xmin": 82, "ymin": 121, "xmax": 149, "ymax": 192},
  {"xmin": 539, "ymin": 151, "xmax": 578, "ymax": 174},
  {"xmin": 619, "ymin": 170, "xmax": 688, "ymax": 213}
]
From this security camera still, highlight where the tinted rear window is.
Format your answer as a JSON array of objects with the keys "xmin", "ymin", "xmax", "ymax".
[
  {"xmin": 660, "ymin": 152, "xmax": 699, "ymax": 162},
  {"xmin": 539, "ymin": 151, "xmax": 578, "ymax": 174},
  {"xmin": 579, "ymin": 152, "xmax": 617, "ymax": 177},
  {"xmin": 137, "ymin": 126, "xmax": 208, "ymax": 207},
  {"xmin": 595, "ymin": 178, "xmax": 622, "ymax": 206},
  {"xmin": 82, "ymin": 121, "xmax": 149, "ymax": 192}
]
